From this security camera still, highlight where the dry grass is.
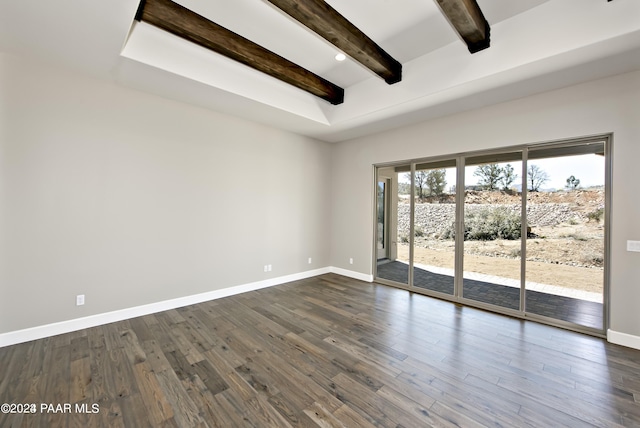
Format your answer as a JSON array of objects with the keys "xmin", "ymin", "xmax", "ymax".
[{"xmin": 396, "ymin": 189, "xmax": 605, "ymax": 293}]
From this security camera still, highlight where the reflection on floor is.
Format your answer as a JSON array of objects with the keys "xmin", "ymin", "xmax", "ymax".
[{"xmin": 376, "ymin": 261, "xmax": 603, "ymax": 330}]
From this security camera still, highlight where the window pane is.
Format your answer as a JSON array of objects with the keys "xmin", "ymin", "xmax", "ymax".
[
  {"xmin": 462, "ymin": 155, "xmax": 523, "ymax": 311},
  {"xmin": 524, "ymin": 147, "xmax": 605, "ymax": 329},
  {"xmin": 412, "ymin": 164, "xmax": 456, "ymax": 295},
  {"xmin": 376, "ymin": 168, "xmax": 409, "ymax": 285}
]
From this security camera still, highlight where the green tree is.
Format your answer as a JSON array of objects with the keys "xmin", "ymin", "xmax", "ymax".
[
  {"xmin": 501, "ymin": 164, "xmax": 517, "ymax": 191},
  {"xmin": 528, "ymin": 164, "xmax": 549, "ymax": 192},
  {"xmin": 474, "ymin": 164, "xmax": 502, "ymax": 191},
  {"xmin": 566, "ymin": 175, "xmax": 580, "ymax": 190},
  {"xmin": 405, "ymin": 171, "xmax": 428, "ymax": 199},
  {"xmin": 424, "ymin": 169, "xmax": 447, "ymax": 196},
  {"xmin": 397, "ymin": 182, "xmax": 411, "ymax": 195}
]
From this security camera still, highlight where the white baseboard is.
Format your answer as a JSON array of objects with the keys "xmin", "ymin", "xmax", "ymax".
[
  {"xmin": 0, "ymin": 267, "xmax": 331, "ymax": 348},
  {"xmin": 329, "ymin": 266, "xmax": 373, "ymax": 283},
  {"xmin": 607, "ymin": 329, "xmax": 640, "ymax": 350}
]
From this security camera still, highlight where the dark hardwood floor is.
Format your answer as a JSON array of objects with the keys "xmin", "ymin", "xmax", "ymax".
[{"xmin": 1, "ymin": 273, "xmax": 639, "ymax": 427}]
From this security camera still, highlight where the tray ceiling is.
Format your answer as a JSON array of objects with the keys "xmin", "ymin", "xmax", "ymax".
[{"xmin": 1, "ymin": 0, "xmax": 639, "ymax": 142}]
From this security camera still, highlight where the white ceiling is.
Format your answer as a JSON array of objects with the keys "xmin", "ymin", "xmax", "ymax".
[{"xmin": 2, "ymin": 0, "xmax": 640, "ymax": 142}]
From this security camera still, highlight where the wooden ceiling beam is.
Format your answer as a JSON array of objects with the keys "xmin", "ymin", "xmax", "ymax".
[
  {"xmin": 435, "ymin": 0, "xmax": 490, "ymax": 54},
  {"xmin": 265, "ymin": 0, "xmax": 402, "ymax": 84},
  {"xmin": 135, "ymin": 0, "xmax": 344, "ymax": 105}
]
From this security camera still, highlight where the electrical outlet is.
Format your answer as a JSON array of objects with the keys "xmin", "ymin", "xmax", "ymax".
[
  {"xmin": 627, "ymin": 240, "xmax": 640, "ymax": 252},
  {"xmin": 268, "ymin": 264, "xmax": 272, "ymax": 272},
  {"xmin": 76, "ymin": 295, "xmax": 85, "ymax": 306},
  {"xmin": 308, "ymin": 257, "xmax": 312, "ymax": 264},
  {"xmin": 349, "ymin": 258, "xmax": 353, "ymax": 265},
  {"xmin": 264, "ymin": 265, "xmax": 268, "ymax": 272}
]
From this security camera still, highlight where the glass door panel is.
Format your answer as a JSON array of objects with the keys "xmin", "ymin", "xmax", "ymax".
[
  {"xmin": 462, "ymin": 153, "xmax": 523, "ymax": 310},
  {"xmin": 525, "ymin": 143, "xmax": 606, "ymax": 330},
  {"xmin": 377, "ymin": 180, "xmax": 389, "ymax": 260},
  {"xmin": 412, "ymin": 160, "xmax": 457, "ymax": 296},
  {"xmin": 376, "ymin": 167, "xmax": 409, "ymax": 286}
]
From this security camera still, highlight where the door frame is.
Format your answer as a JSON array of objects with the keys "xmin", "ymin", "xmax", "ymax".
[{"xmin": 373, "ymin": 134, "xmax": 611, "ymax": 338}]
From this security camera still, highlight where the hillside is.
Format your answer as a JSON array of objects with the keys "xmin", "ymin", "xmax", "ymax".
[{"xmin": 396, "ymin": 189, "xmax": 605, "ymax": 292}]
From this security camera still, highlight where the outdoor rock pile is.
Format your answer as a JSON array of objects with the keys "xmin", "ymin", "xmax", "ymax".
[{"xmin": 397, "ymin": 202, "xmax": 582, "ymax": 238}]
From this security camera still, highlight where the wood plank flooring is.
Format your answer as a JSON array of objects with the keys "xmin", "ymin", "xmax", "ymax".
[{"xmin": 1, "ymin": 273, "xmax": 640, "ymax": 427}]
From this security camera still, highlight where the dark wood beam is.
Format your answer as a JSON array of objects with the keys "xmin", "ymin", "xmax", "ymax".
[
  {"xmin": 265, "ymin": 0, "xmax": 402, "ymax": 85},
  {"xmin": 435, "ymin": 0, "xmax": 490, "ymax": 54},
  {"xmin": 135, "ymin": 0, "xmax": 344, "ymax": 105}
]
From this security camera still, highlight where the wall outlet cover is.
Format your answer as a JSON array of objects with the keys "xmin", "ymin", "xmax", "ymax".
[{"xmin": 627, "ymin": 240, "xmax": 640, "ymax": 252}]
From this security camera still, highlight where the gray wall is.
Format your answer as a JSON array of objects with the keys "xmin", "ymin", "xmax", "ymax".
[
  {"xmin": 0, "ymin": 55, "xmax": 332, "ymax": 333},
  {"xmin": 330, "ymin": 70, "xmax": 640, "ymax": 337},
  {"xmin": 3, "ymin": 54, "xmax": 640, "ymax": 341}
]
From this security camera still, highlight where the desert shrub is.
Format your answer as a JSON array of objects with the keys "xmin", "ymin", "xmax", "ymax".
[
  {"xmin": 414, "ymin": 226, "xmax": 425, "ymax": 237},
  {"xmin": 400, "ymin": 234, "xmax": 409, "ymax": 243},
  {"xmin": 466, "ymin": 207, "xmax": 522, "ymax": 240},
  {"xmin": 440, "ymin": 206, "xmax": 522, "ymax": 241},
  {"xmin": 439, "ymin": 224, "xmax": 455, "ymax": 240},
  {"xmin": 587, "ymin": 208, "xmax": 604, "ymax": 223},
  {"xmin": 583, "ymin": 254, "xmax": 604, "ymax": 267}
]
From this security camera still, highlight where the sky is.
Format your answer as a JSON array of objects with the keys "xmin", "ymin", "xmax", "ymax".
[
  {"xmin": 525, "ymin": 155, "xmax": 605, "ymax": 190},
  {"xmin": 401, "ymin": 154, "xmax": 605, "ymax": 192}
]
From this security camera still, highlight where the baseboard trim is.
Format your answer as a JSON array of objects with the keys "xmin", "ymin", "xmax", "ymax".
[
  {"xmin": 329, "ymin": 266, "xmax": 373, "ymax": 283},
  {"xmin": 0, "ymin": 267, "xmax": 331, "ymax": 348},
  {"xmin": 607, "ymin": 329, "xmax": 640, "ymax": 350}
]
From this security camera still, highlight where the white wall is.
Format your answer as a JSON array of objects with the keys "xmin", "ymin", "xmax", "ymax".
[
  {"xmin": 0, "ymin": 54, "xmax": 332, "ymax": 334},
  {"xmin": 330, "ymin": 70, "xmax": 640, "ymax": 338}
]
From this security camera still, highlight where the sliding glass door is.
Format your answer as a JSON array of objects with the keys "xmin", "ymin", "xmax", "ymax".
[
  {"xmin": 524, "ymin": 142, "xmax": 607, "ymax": 330},
  {"xmin": 376, "ymin": 166, "xmax": 409, "ymax": 286},
  {"xmin": 374, "ymin": 136, "xmax": 610, "ymax": 336},
  {"xmin": 411, "ymin": 160, "xmax": 457, "ymax": 297},
  {"xmin": 462, "ymin": 153, "xmax": 523, "ymax": 311}
]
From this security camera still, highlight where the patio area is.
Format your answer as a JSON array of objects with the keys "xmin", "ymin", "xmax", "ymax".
[{"xmin": 376, "ymin": 260, "xmax": 603, "ymax": 329}]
